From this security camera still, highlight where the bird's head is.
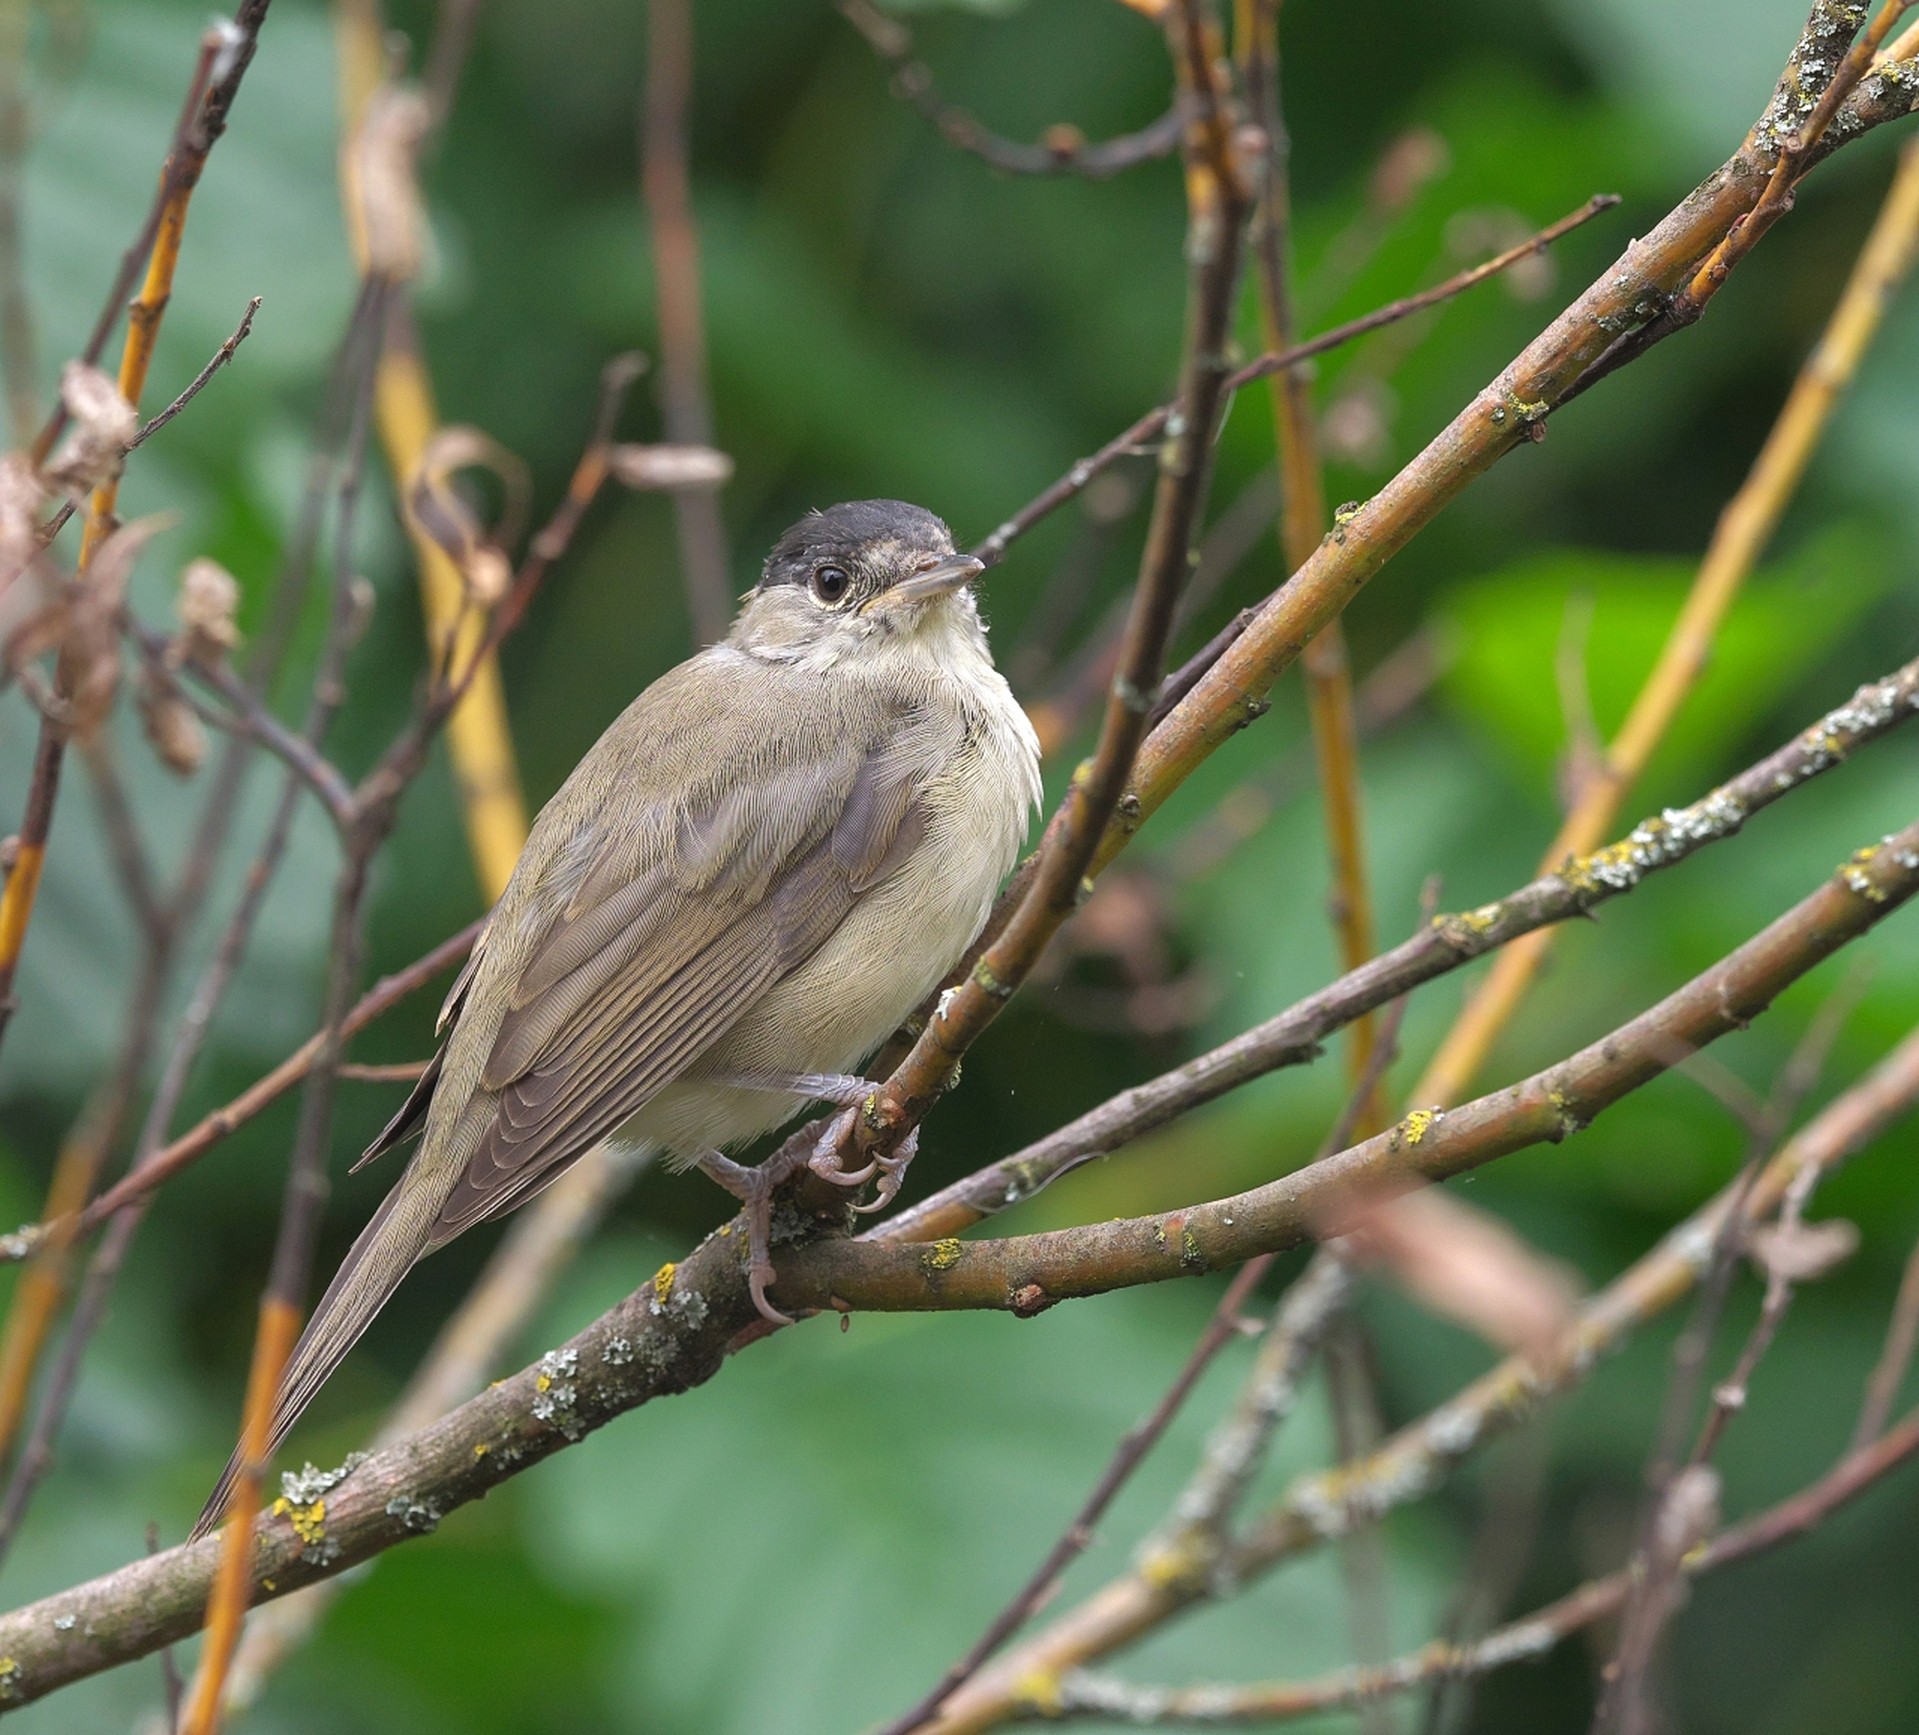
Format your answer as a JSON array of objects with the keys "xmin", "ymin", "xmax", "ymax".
[{"xmin": 731, "ymin": 499, "xmax": 987, "ymax": 662}]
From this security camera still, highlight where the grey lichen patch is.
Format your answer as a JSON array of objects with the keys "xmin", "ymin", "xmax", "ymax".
[
  {"xmin": 532, "ymin": 1347, "xmax": 585, "ymax": 1440},
  {"xmin": 645, "ymin": 1266, "xmax": 709, "ymax": 1328},
  {"xmin": 1565, "ymin": 790, "xmax": 1749, "ymax": 899},
  {"xmin": 384, "ymin": 1494, "xmax": 442, "ymax": 1534},
  {"xmin": 601, "ymin": 1335, "xmax": 635, "ymax": 1367},
  {"xmin": 280, "ymin": 1456, "xmax": 363, "ymax": 1506}
]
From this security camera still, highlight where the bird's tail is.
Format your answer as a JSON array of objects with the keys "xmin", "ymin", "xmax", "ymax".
[{"xmin": 190, "ymin": 1172, "xmax": 442, "ymax": 1541}]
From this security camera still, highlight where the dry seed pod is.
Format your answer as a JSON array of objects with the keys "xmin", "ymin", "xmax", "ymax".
[
  {"xmin": 62, "ymin": 517, "xmax": 168, "ymax": 739},
  {"xmin": 138, "ymin": 674, "xmax": 207, "ymax": 776},
  {"xmin": 45, "ymin": 362, "xmax": 138, "ymax": 496},
  {"xmin": 350, "ymin": 83, "xmax": 432, "ymax": 283},
  {"xmin": 175, "ymin": 557, "xmax": 242, "ymax": 663},
  {"xmin": 606, "ymin": 442, "xmax": 733, "ymax": 491}
]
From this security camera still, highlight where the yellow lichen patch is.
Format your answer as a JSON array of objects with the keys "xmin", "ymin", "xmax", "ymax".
[
  {"xmin": 1400, "ymin": 1108, "xmax": 1438, "ymax": 1147},
  {"xmin": 1137, "ymin": 1540, "xmax": 1202, "ymax": 1589},
  {"xmin": 535, "ymin": 1372, "xmax": 552, "ymax": 1393},
  {"xmin": 474, "ymin": 1442, "xmax": 490, "ymax": 1459},
  {"xmin": 270, "ymin": 1495, "xmax": 327, "ymax": 1549},
  {"xmin": 1015, "ymin": 1670, "xmax": 1064, "ymax": 1716},
  {"xmin": 923, "ymin": 1237, "xmax": 963, "ymax": 1272},
  {"xmin": 1843, "ymin": 844, "xmax": 1888, "ymax": 901},
  {"xmin": 653, "ymin": 1261, "xmax": 677, "ymax": 1303}
]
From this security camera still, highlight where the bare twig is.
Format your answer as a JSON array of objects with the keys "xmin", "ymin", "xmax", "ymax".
[
  {"xmin": 972, "ymin": 194, "xmax": 1618, "ymax": 568},
  {"xmin": 1043, "ymin": 1407, "xmax": 1919, "ymax": 1725},
  {"xmin": 878, "ymin": 654, "xmax": 1919, "ymax": 1246},
  {"xmin": 834, "ymin": 0, "xmax": 1252, "ymax": 1184},
  {"xmin": 1414, "ymin": 132, "xmax": 1919, "ymax": 1108},
  {"xmin": 0, "ymin": 2, "xmax": 270, "ymax": 1062},
  {"xmin": 877, "ymin": 1259, "xmax": 1274, "ymax": 1735},
  {"xmin": 1854, "ymin": 1228, "xmax": 1919, "ymax": 1446},
  {"xmin": 927, "ymin": 1026, "xmax": 1919, "ymax": 1732},
  {"xmin": 642, "ymin": 0, "xmax": 732, "ymax": 644},
  {"xmin": 838, "ymin": 0, "xmax": 1185, "ymax": 180}
]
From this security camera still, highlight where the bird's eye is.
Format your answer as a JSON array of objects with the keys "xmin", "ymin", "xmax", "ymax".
[{"xmin": 811, "ymin": 564, "xmax": 850, "ymax": 605}]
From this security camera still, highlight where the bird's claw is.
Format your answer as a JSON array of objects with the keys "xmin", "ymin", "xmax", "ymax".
[
  {"xmin": 808, "ymin": 1107, "xmax": 877, "ymax": 1186},
  {"xmin": 851, "ymin": 1131, "xmax": 917, "ymax": 1215},
  {"xmin": 696, "ymin": 1145, "xmax": 799, "ymax": 1327}
]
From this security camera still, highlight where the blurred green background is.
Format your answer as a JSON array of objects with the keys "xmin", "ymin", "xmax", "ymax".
[{"xmin": 1, "ymin": 0, "xmax": 1918, "ymax": 1729}]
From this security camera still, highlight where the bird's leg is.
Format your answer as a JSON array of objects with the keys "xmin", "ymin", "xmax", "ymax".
[
  {"xmin": 715, "ymin": 1070, "xmax": 899, "ymax": 1192},
  {"xmin": 696, "ymin": 1123, "xmax": 823, "ymax": 1327}
]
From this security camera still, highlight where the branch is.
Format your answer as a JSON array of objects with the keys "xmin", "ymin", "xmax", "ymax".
[
  {"xmin": 642, "ymin": 0, "xmax": 732, "ymax": 644},
  {"xmin": 1411, "ymin": 129, "xmax": 1919, "ymax": 1108},
  {"xmin": 8, "ymin": 882, "xmax": 1919, "ymax": 1711},
  {"xmin": 832, "ymin": 0, "xmax": 1251, "ymax": 1184},
  {"xmin": 838, "ymin": 0, "xmax": 1185, "ymax": 180},
  {"xmin": 971, "ymin": 193, "xmax": 1619, "ymax": 567},
  {"xmin": 0, "ymin": 0, "xmax": 269, "ymax": 1062},
  {"xmin": 1068, "ymin": 20, "xmax": 1919, "ymax": 908},
  {"xmin": 781, "ymin": 808, "xmax": 1919, "ymax": 1314},
  {"xmin": 1240, "ymin": 0, "xmax": 1381, "ymax": 1121},
  {"xmin": 1043, "ymin": 1406, "xmax": 1919, "ymax": 1725},
  {"xmin": 878, "ymin": 653, "xmax": 1919, "ymax": 1245},
  {"xmin": 927, "ymin": 1023, "xmax": 1919, "ymax": 1731}
]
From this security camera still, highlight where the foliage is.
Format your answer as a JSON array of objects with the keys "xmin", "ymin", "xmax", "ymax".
[{"xmin": 1, "ymin": 0, "xmax": 1917, "ymax": 1730}]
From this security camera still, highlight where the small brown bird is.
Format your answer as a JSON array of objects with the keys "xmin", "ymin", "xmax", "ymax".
[{"xmin": 195, "ymin": 499, "xmax": 1039, "ymax": 1535}]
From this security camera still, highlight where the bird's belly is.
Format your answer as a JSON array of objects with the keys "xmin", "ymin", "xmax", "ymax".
[{"xmin": 630, "ymin": 768, "xmax": 1026, "ymax": 1163}]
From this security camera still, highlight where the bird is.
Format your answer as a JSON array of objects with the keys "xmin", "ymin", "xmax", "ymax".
[{"xmin": 193, "ymin": 498, "xmax": 1040, "ymax": 1538}]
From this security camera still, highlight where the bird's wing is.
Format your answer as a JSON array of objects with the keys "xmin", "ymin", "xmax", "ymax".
[{"xmin": 420, "ymin": 658, "xmax": 928, "ymax": 1247}]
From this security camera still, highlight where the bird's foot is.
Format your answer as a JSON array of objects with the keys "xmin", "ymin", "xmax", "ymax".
[
  {"xmin": 697, "ymin": 1133, "xmax": 816, "ymax": 1327},
  {"xmin": 807, "ymin": 1110, "xmax": 918, "ymax": 1215}
]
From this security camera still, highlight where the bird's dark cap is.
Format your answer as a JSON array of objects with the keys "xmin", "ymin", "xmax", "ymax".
[{"xmin": 759, "ymin": 499, "xmax": 956, "ymax": 591}]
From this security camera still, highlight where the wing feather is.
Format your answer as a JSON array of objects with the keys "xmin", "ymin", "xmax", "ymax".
[{"xmin": 419, "ymin": 689, "xmax": 924, "ymax": 1246}]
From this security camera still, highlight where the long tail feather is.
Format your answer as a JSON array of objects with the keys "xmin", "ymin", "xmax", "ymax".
[{"xmin": 190, "ymin": 1175, "xmax": 441, "ymax": 1541}]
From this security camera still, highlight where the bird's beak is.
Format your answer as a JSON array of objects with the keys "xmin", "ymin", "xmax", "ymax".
[{"xmin": 870, "ymin": 552, "xmax": 986, "ymax": 611}]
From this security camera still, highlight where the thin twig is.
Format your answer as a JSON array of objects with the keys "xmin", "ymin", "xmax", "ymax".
[
  {"xmin": 1045, "ymin": 1406, "xmax": 1919, "ymax": 1726},
  {"xmin": 925, "ymin": 1025, "xmax": 1919, "ymax": 1733},
  {"xmin": 877, "ymin": 654, "xmax": 1919, "ymax": 1246},
  {"xmin": 642, "ymin": 0, "xmax": 732, "ymax": 645},
  {"xmin": 1240, "ymin": 0, "xmax": 1381, "ymax": 1129},
  {"xmin": 1413, "ymin": 131, "xmax": 1919, "ymax": 1109},
  {"xmin": 838, "ymin": 0, "xmax": 1185, "ymax": 181},
  {"xmin": 877, "ymin": 1263, "xmax": 1274, "ymax": 1735},
  {"xmin": 971, "ymin": 194, "xmax": 1619, "ymax": 567},
  {"xmin": 180, "ymin": 291, "xmax": 384, "ymax": 1735},
  {"xmin": 1854, "ymin": 1228, "xmax": 1919, "ymax": 1446},
  {"xmin": 840, "ymin": 0, "xmax": 1253, "ymax": 1182}
]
